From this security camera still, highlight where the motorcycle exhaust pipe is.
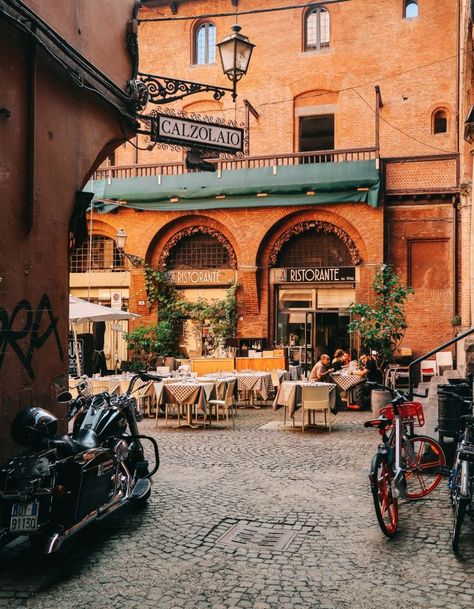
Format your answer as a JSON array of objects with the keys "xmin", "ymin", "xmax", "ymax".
[{"xmin": 44, "ymin": 490, "xmax": 131, "ymax": 554}]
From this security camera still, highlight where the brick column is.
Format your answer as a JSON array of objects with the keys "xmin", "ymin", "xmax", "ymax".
[{"xmin": 237, "ymin": 266, "xmax": 265, "ymax": 338}]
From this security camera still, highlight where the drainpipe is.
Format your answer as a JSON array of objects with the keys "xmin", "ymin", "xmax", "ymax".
[{"xmin": 471, "ymin": 151, "xmax": 474, "ymax": 325}]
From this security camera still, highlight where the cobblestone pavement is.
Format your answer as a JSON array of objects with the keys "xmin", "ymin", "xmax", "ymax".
[{"xmin": 1, "ymin": 403, "xmax": 473, "ymax": 609}]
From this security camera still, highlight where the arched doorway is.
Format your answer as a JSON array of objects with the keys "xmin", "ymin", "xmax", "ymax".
[
  {"xmin": 269, "ymin": 221, "xmax": 360, "ymax": 368},
  {"xmin": 159, "ymin": 226, "xmax": 237, "ymax": 357}
]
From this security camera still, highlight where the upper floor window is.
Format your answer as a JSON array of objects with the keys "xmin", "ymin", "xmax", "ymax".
[
  {"xmin": 70, "ymin": 236, "xmax": 125, "ymax": 273},
  {"xmin": 304, "ymin": 7, "xmax": 330, "ymax": 51},
  {"xmin": 300, "ymin": 114, "xmax": 335, "ymax": 152},
  {"xmin": 194, "ymin": 22, "xmax": 216, "ymax": 65},
  {"xmin": 433, "ymin": 109, "xmax": 448, "ymax": 134},
  {"xmin": 168, "ymin": 232, "xmax": 231, "ymax": 270},
  {"xmin": 404, "ymin": 1, "xmax": 418, "ymax": 18}
]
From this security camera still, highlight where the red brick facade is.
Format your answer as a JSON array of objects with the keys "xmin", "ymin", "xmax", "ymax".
[{"xmin": 85, "ymin": 0, "xmax": 474, "ymax": 362}]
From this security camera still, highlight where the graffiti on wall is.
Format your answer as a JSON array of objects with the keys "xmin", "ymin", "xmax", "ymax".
[{"xmin": 0, "ymin": 294, "xmax": 64, "ymax": 379}]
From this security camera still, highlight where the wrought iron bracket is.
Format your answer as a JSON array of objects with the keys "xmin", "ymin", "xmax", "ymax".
[
  {"xmin": 137, "ymin": 72, "xmax": 233, "ymax": 106},
  {"xmin": 120, "ymin": 250, "xmax": 143, "ymax": 268}
]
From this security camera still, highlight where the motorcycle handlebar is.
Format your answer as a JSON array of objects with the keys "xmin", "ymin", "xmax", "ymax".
[{"xmin": 126, "ymin": 372, "xmax": 162, "ymax": 395}]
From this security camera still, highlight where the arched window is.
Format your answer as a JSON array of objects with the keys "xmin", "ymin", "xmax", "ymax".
[
  {"xmin": 433, "ymin": 109, "xmax": 448, "ymax": 134},
  {"xmin": 276, "ymin": 230, "xmax": 352, "ymax": 268},
  {"xmin": 194, "ymin": 22, "xmax": 216, "ymax": 65},
  {"xmin": 168, "ymin": 232, "xmax": 231, "ymax": 270},
  {"xmin": 304, "ymin": 7, "xmax": 330, "ymax": 52},
  {"xmin": 404, "ymin": 0, "xmax": 418, "ymax": 18},
  {"xmin": 69, "ymin": 236, "xmax": 125, "ymax": 273}
]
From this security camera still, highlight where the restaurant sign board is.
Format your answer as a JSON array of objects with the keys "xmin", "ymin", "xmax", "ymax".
[
  {"xmin": 166, "ymin": 269, "xmax": 236, "ymax": 286},
  {"xmin": 272, "ymin": 267, "xmax": 356, "ymax": 283},
  {"xmin": 152, "ymin": 113, "xmax": 244, "ymax": 153}
]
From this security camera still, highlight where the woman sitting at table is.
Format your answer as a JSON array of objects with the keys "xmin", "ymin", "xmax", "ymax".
[
  {"xmin": 331, "ymin": 349, "xmax": 347, "ymax": 372},
  {"xmin": 347, "ymin": 352, "xmax": 381, "ymax": 410}
]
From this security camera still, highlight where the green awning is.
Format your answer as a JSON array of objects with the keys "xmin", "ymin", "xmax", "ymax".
[{"xmin": 86, "ymin": 160, "xmax": 380, "ymax": 212}]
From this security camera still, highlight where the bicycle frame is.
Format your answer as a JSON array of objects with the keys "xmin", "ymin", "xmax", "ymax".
[{"xmin": 366, "ymin": 382, "xmax": 446, "ymax": 538}]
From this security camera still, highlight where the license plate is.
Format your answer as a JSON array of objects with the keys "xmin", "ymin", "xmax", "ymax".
[{"xmin": 10, "ymin": 502, "xmax": 38, "ymax": 533}]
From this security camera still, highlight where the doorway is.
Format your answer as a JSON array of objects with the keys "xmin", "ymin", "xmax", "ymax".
[{"xmin": 276, "ymin": 287, "xmax": 353, "ymax": 372}]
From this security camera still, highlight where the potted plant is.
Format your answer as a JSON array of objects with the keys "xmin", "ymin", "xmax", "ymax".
[{"xmin": 348, "ymin": 265, "xmax": 414, "ymax": 370}]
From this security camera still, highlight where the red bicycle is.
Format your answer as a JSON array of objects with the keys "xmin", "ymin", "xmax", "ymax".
[{"xmin": 364, "ymin": 383, "xmax": 446, "ymax": 538}]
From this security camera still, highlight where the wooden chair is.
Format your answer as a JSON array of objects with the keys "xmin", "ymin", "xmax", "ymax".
[
  {"xmin": 207, "ymin": 380, "xmax": 237, "ymax": 428},
  {"xmin": 300, "ymin": 384, "xmax": 332, "ymax": 433}
]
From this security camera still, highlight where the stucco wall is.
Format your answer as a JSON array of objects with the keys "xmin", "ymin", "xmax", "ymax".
[{"xmin": 0, "ymin": 0, "xmax": 137, "ymax": 463}]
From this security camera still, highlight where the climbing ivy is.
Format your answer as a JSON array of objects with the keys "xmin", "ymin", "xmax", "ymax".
[{"xmin": 143, "ymin": 265, "xmax": 239, "ymax": 353}]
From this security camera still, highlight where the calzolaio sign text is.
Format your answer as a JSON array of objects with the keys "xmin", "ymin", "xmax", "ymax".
[
  {"xmin": 272, "ymin": 267, "xmax": 356, "ymax": 283},
  {"xmin": 152, "ymin": 114, "xmax": 244, "ymax": 153},
  {"xmin": 166, "ymin": 269, "xmax": 236, "ymax": 286}
]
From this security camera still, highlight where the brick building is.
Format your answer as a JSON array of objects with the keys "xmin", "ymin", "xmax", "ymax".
[
  {"xmin": 0, "ymin": 0, "xmax": 138, "ymax": 462},
  {"xmin": 79, "ymin": 0, "xmax": 473, "ymax": 367}
]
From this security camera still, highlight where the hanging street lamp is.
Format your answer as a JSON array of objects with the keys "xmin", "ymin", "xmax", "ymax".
[
  {"xmin": 135, "ymin": 25, "xmax": 254, "ymax": 107},
  {"xmin": 115, "ymin": 228, "xmax": 143, "ymax": 267},
  {"xmin": 217, "ymin": 25, "xmax": 255, "ymax": 102}
]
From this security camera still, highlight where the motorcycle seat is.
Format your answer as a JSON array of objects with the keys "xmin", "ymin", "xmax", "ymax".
[{"xmin": 50, "ymin": 429, "xmax": 100, "ymax": 457}]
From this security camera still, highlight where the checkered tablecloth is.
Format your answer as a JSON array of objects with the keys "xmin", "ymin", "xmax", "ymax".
[
  {"xmin": 329, "ymin": 373, "xmax": 364, "ymax": 392},
  {"xmin": 289, "ymin": 365, "xmax": 302, "ymax": 381},
  {"xmin": 236, "ymin": 372, "xmax": 274, "ymax": 401},
  {"xmin": 273, "ymin": 380, "xmax": 337, "ymax": 418}
]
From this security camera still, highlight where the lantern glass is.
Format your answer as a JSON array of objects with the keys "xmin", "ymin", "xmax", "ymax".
[
  {"xmin": 115, "ymin": 228, "xmax": 127, "ymax": 250},
  {"xmin": 218, "ymin": 25, "xmax": 254, "ymax": 78}
]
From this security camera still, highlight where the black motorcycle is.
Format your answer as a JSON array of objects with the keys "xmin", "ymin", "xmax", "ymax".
[{"xmin": 0, "ymin": 373, "xmax": 160, "ymax": 554}]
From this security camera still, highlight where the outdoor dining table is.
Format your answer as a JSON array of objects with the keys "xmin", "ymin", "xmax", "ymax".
[
  {"xmin": 288, "ymin": 365, "xmax": 303, "ymax": 380},
  {"xmin": 329, "ymin": 371, "xmax": 365, "ymax": 405},
  {"xmin": 153, "ymin": 379, "xmax": 218, "ymax": 427},
  {"xmin": 272, "ymin": 380, "xmax": 337, "ymax": 420},
  {"xmin": 235, "ymin": 371, "xmax": 274, "ymax": 404}
]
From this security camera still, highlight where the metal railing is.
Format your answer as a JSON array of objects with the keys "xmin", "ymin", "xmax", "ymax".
[
  {"xmin": 93, "ymin": 147, "xmax": 378, "ymax": 180},
  {"xmin": 408, "ymin": 327, "xmax": 474, "ymax": 399}
]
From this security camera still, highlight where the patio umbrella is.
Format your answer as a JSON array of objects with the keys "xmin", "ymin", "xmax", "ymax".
[{"xmin": 69, "ymin": 295, "xmax": 139, "ymax": 376}]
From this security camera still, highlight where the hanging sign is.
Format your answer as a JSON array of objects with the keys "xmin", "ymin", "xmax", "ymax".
[
  {"xmin": 272, "ymin": 267, "xmax": 356, "ymax": 284},
  {"xmin": 151, "ymin": 113, "xmax": 244, "ymax": 153}
]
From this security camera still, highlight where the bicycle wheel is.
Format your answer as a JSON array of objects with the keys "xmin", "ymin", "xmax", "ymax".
[
  {"xmin": 370, "ymin": 452, "xmax": 398, "ymax": 538},
  {"xmin": 452, "ymin": 492, "xmax": 468, "ymax": 553},
  {"xmin": 402, "ymin": 435, "xmax": 446, "ymax": 500}
]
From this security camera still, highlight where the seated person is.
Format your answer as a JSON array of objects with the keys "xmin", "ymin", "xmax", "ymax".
[
  {"xmin": 309, "ymin": 354, "xmax": 334, "ymax": 382},
  {"xmin": 331, "ymin": 349, "xmax": 346, "ymax": 372},
  {"xmin": 347, "ymin": 352, "xmax": 381, "ymax": 410}
]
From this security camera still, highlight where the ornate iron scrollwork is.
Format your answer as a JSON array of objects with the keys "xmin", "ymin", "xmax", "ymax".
[
  {"xmin": 269, "ymin": 221, "xmax": 362, "ymax": 266},
  {"xmin": 137, "ymin": 72, "xmax": 233, "ymax": 105},
  {"xmin": 159, "ymin": 226, "xmax": 237, "ymax": 270}
]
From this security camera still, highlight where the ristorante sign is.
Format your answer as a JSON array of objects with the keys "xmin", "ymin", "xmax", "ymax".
[
  {"xmin": 273, "ymin": 267, "xmax": 356, "ymax": 283},
  {"xmin": 166, "ymin": 269, "xmax": 236, "ymax": 286},
  {"xmin": 152, "ymin": 113, "xmax": 244, "ymax": 153}
]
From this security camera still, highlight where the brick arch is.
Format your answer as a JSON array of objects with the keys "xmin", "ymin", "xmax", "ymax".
[
  {"xmin": 256, "ymin": 208, "xmax": 368, "ymax": 269},
  {"xmin": 289, "ymin": 75, "xmax": 343, "ymax": 98},
  {"xmin": 146, "ymin": 215, "xmax": 241, "ymax": 270},
  {"xmin": 182, "ymin": 99, "xmax": 224, "ymax": 114},
  {"xmin": 89, "ymin": 218, "xmax": 119, "ymax": 240}
]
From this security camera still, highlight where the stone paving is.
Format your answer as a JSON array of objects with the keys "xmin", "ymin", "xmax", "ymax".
[{"xmin": 1, "ymin": 402, "xmax": 474, "ymax": 609}]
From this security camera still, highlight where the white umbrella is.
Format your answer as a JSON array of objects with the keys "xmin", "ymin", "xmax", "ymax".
[{"xmin": 69, "ymin": 296, "xmax": 139, "ymax": 375}]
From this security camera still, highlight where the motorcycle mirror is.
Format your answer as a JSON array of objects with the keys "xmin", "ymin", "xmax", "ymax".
[{"xmin": 57, "ymin": 391, "xmax": 73, "ymax": 403}]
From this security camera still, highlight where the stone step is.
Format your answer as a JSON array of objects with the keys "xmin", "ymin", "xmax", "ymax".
[{"xmin": 443, "ymin": 369, "xmax": 460, "ymax": 378}]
